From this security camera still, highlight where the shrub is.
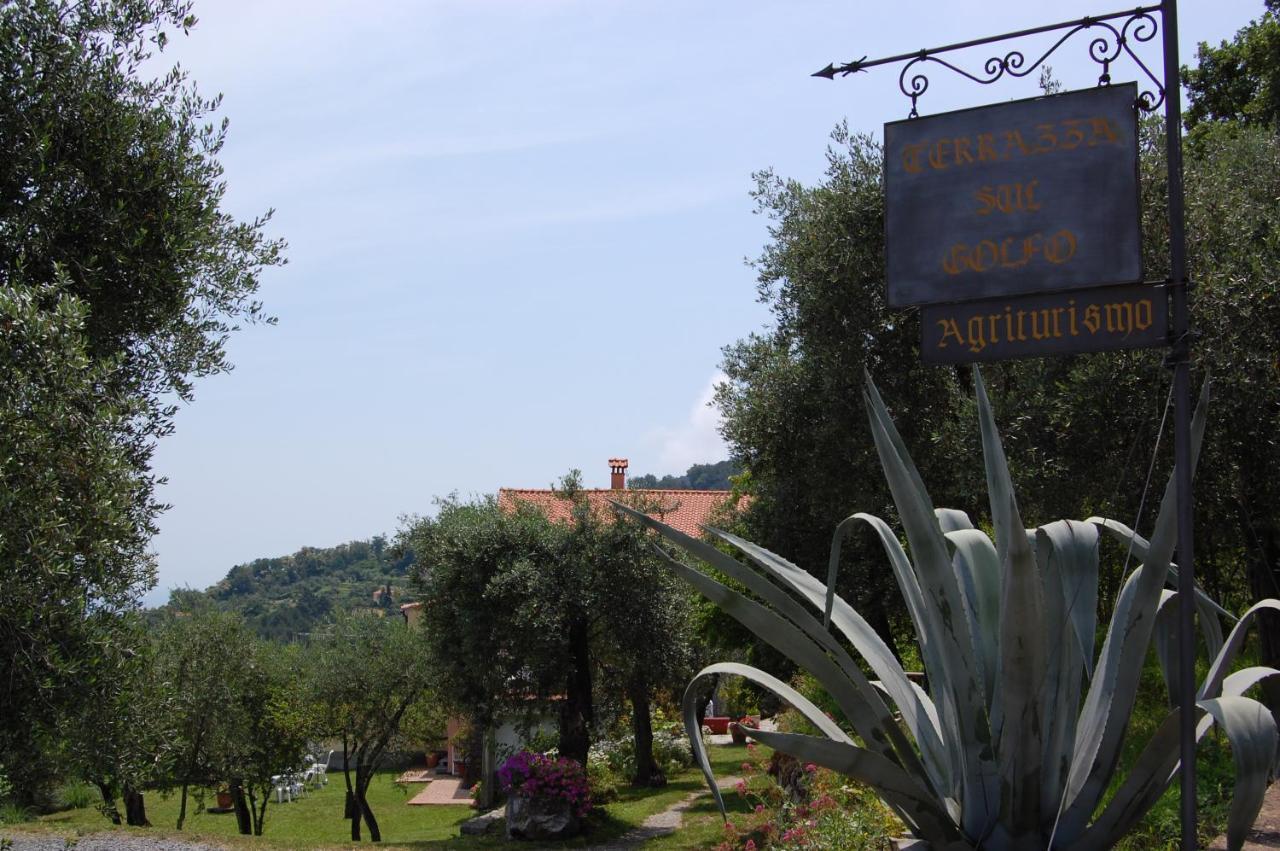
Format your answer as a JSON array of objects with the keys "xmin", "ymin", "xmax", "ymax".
[
  {"xmin": 497, "ymin": 751, "xmax": 592, "ymax": 817},
  {"xmin": 0, "ymin": 802, "xmax": 30, "ymax": 825},
  {"xmin": 585, "ymin": 752, "xmax": 621, "ymax": 804},
  {"xmin": 56, "ymin": 781, "xmax": 96, "ymax": 811},
  {"xmin": 713, "ymin": 743, "xmax": 898, "ymax": 850}
]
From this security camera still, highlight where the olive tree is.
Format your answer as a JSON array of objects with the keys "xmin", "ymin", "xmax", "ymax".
[{"xmin": 307, "ymin": 614, "xmax": 433, "ymax": 843}]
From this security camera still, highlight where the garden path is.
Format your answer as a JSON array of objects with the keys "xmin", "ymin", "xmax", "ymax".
[
  {"xmin": 407, "ymin": 777, "xmax": 470, "ymax": 805},
  {"xmin": 584, "ymin": 775, "xmax": 741, "ymax": 850}
]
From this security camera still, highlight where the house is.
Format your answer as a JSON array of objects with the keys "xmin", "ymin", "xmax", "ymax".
[{"xmin": 402, "ymin": 458, "xmax": 741, "ymax": 780}]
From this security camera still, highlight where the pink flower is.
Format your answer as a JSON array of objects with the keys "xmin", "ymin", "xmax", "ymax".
[
  {"xmin": 745, "ymin": 841, "xmax": 757, "ymax": 851},
  {"xmin": 754, "ymin": 804, "xmax": 765, "ymax": 814},
  {"xmin": 724, "ymin": 820, "xmax": 737, "ymax": 834},
  {"xmin": 804, "ymin": 762, "xmax": 818, "ymax": 773},
  {"xmin": 735, "ymin": 780, "xmax": 747, "ymax": 795}
]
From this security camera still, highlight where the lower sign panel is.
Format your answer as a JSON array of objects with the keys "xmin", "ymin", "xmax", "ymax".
[{"xmin": 920, "ymin": 283, "xmax": 1168, "ymax": 363}]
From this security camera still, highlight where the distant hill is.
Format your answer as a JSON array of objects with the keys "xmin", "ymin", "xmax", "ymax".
[
  {"xmin": 628, "ymin": 459, "xmax": 741, "ymax": 491},
  {"xmin": 166, "ymin": 459, "xmax": 739, "ymax": 641},
  {"xmin": 164, "ymin": 536, "xmax": 415, "ymax": 641}
]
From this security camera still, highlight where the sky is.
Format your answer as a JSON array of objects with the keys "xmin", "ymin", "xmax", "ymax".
[{"xmin": 146, "ymin": 0, "xmax": 1262, "ymax": 603}]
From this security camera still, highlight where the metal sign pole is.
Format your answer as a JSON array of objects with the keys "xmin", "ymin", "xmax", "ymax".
[{"xmin": 1159, "ymin": 1, "xmax": 1198, "ymax": 847}]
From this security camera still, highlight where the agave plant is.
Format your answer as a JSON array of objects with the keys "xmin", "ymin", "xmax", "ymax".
[{"xmin": 614, "ymin": 369, "xmax": 1280, "ymax": 850}]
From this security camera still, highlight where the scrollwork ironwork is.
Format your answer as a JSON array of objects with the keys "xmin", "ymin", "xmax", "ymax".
[{"xmin": 819, "ymin": 6, "xmax": 1166, "ymax": 117}]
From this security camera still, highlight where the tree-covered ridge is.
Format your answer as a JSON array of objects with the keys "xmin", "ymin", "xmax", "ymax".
[
  {"xmin": 627, "ymin": 459, "xmax": 741, "ymax": 491},
  {"xmin": 168, "ymin": 536, "xmax": 415, "ymax": 642}
]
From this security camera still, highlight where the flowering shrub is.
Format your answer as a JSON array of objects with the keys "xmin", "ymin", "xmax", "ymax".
[
  {"xmin": 497, "ymin": 751, "xmax": 592, "ymax": 817},
  {"xmin": 589, "ymin": 729, "xmax": 694, "ymax": 779},
  {"xmin": 713, "ymin": 743, "xmax": 899, "ymax": 850}
]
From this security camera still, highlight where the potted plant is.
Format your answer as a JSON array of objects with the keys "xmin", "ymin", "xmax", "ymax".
[
  {"xmin": 730, "ymin": 715, "xmax": 759, "ymax": 745},
  {"xmin": 214, "ymin": 786, "xmax": 233, "ymax": 810},
  {"xmin": 498, "ymin": 750, "xmax": 592, "ymax": 840}
]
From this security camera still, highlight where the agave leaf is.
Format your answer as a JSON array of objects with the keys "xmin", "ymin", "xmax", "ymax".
[
  {"xmin": 937, "ymin": 508, "xmax": 976, "ymax": 533},
  {"xmin": 1199, "ymin": 696, "xmax": 1277, "ymax": 851},
  {"xmin": 865, "ymin": 375, "xmax": 998, "ymax": 837},
  {"xmin": 973, "ymin": 370, "xmax": 1045, "ymax": 838},
  {"xmin": 995, "ymin": 496, "xmax": 1045, "ymax": 838},
  {"xmin": 746, "ymin": 727, "xmax": 960, "ymax": 845},
  {"xmin": 1065, "ymin": 705, "xmax": 1213, "ymax": 851},
  {"xmin": 1153, "ymin": 590, "xmax": 1182, "ymax": 706},
  {"xmin": 613, "ymin": 501, "xmax": 931, "ymax": 780},
  {"xmin": 1036, "ymin": 520, "xmax": 1100, "ymax": 678},
  {"xmin": 707, "ymin": 523, "xmax": 953, "ymax": 798},
  {"xmin": 946, "ymin": 529, "xmax": 1001, "ymax": 710},
  {"xmin": 1202, "ymin": 599, "xmax": 1280, "ymax": 699},
  {"xmin": 1057, "ymin": 377, "xmax": 1211, "ymax": 842},
  {"xmin": 1087, "ymin": 517, "xmax": 1235, "ymax": 623},
  {"xmin": 1067, "ymin": 666, "xmax": 1280, "ymax": 851},
  {"xmin": 634, "ymin": 527, "xmax": 909, "ymax": 770},
  {"xmin": 1221, "ymin": 666, "xmax": 1280, "ymax": 702},
  {"xmin": 1034, "ymin": 520, "xmax": 1098, "ymax": 816},
  {"xmin": 1150, "ymin": 588, "xmax": 1224, "ymax": 708},
  {"xmin": 681, "ymin": 663, "xmax": 852, "ymax": 819}
]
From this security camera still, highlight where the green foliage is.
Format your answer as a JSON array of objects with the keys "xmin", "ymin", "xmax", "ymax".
[
  {"xmin": 644, "ymin": 373, "xmax": 1279, "ymax": 850},
  {"xmin": 717, "ymin": 126, "xmax": 969, "ymax": 659},
  {"xmin": 591, "ymin": 729, "xmax": 695, "ymax": 781},
  {"xmin": 0, "ymin": 802, "xmax": 30, "ymax": 826},
  {"xmin": 1, "ymin": 0, "xmax": 282, "ymax": 804},
  {"xmin": 60, "ymin": 612, "xmax": 173, "ymax": 826},
  {"xmin": 630, "ymin": 460, "xmax": 743, "ymax": 491},
  {"xmin": 1184, "ymin": 0, "xmax": 1280, "ymax": 130},
  {"xmin": 0, "ymin": 0, "xmax": 285, "ymax": 437},
  {"xmin": 306, "ymin": 613, "xmax": 435, "ymax": 842},
  {"xmin": 54, "ymin": 783, "xmax": 96, "ymax": 812},
  {"xmin": 402, "ymin": 486, "xmax": 697, "ymax": 777},
  {"xmin": 0, "ymin": 281, "xmax": 157, "ymax": 804},
  {"xmin": 166, "ymin": 536, "xmax": 414, "ymax": 641},
  {"xmin": 718, "ymin": 747, "xmax": 899, "ymax": 851},
  {"xmin": 401, "ymin": 496, "xmax": 563, "ymax": 729}
]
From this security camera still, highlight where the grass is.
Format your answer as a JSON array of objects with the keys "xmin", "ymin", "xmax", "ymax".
[{"xmin": 3, "ymin": 745, "xmax": 762, "ymax": 850}]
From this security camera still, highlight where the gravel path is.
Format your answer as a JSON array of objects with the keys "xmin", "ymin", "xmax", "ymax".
[{"xmin": 0, "ymin": 829, "xmax": 227, "ymax": 851}]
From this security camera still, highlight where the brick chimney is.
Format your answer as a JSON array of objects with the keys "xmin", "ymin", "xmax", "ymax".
[{"xmin": 608, "ymin": 458, "xmax": 628, "ymax": 490}]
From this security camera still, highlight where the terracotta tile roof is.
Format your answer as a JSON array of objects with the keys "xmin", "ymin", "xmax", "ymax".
[{"xmin": 496, "ymin": 488, "xmax": 739, "ymax": 538}]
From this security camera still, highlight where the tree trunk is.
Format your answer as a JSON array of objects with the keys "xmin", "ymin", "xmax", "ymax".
[
  {"xmin": 357, "ymin": 766, "xmax": 382, "ymax": 843},
  {"xmin": 558, "ymin": 614, "xmax": 594, "ymax": 766},
  {"xmin": 251, "ymin": 786, "xmax": 269, "ymax": 837},
  {"xmin": 94, "ymin": 781, "xmax": 121, "ymax": 825},
  {"xmin": 123, "ymin": 785, "xmax": 149, "ymax": 827},
  {"xmin": 343, "ymin": 738, "xmax": 360, "ymax": 841},
  {"xmin": 628, "ymin": 675, "xmax": 665, "ymax": 787},
  {"xmin": 175, "ymin": 731, "xmax": 202, "ymax": 830},
  {"xmin": 231, "ymin": 779, "xmax": 252, "ymax": 835}
]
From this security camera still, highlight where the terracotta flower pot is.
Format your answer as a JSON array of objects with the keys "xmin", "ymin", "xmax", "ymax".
[{"xmin": 215, "ymin": 790, "xmax": 233, "ymax": 809}]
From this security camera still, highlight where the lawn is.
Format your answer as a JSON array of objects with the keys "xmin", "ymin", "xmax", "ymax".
[{"xmin": 7, "ymin": 745, "xmax": 760, "ymax": 849}]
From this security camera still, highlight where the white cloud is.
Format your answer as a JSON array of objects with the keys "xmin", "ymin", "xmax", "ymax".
[{"xmin": 648, "ymin": 372, "xmax": 729, "ymax": 474}]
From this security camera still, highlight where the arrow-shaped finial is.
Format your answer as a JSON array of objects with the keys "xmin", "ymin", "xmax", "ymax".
[{"xmin": 812, "ymin": 56, "xmax": 869, "ymax": 80}]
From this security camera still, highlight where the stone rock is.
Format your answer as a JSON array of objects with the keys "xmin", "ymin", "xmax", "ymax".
[
  {"xmin": 460, "ymin": 805, "xmax": 504, "ymax": 835},
  {"xmin": 505, "ymin": 794, "xmax": 581, "ymax": 840}
]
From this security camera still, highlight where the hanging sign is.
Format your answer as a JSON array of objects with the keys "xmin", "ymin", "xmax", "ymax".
[
  {"xmin": 920, "ymin": 282, "xmax": 1167, "ymax": 363},
  {"xmin": 885, "ymin": 84, "xmax": 1141, "ymax": 308}
]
